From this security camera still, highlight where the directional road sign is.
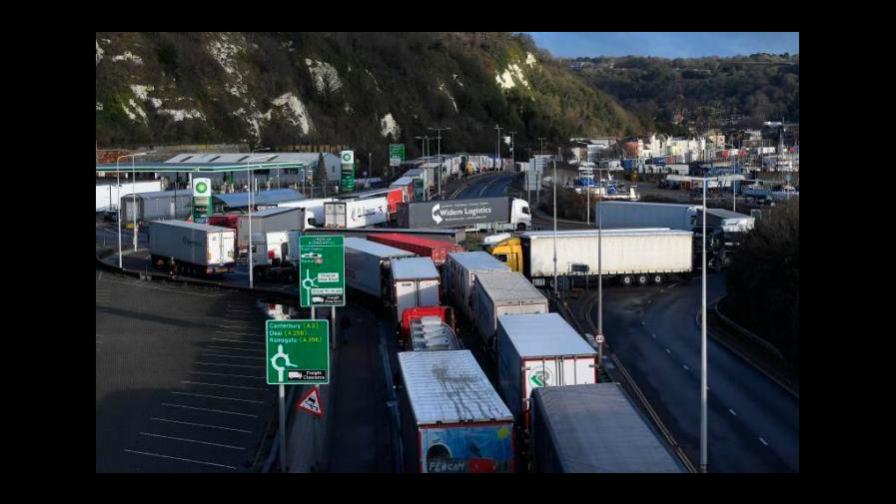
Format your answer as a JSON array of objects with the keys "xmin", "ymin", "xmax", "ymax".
[
  {"xmin": 266, "ymin": 320, "xmax": 330, "ymax": 385},
  {"xmin": 299, "ymin": 235, "xmax": 345, "ymax": 307}
]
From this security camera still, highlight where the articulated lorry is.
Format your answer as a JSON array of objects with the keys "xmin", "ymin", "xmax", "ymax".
[
  {"xmin": 471, "ymin": 271, "xmax": 550, "ymax": 349},
  {"xmin": 396, "ymin": 197, "xmax": 532, "ymax": 232},
  {"xmin": 324, "ymin": 197, "xmax": 389, "ymax": 229},
  {"xmin": 344, "ymin": 237, "xmax": 415, "ymax": 302},
  {"xmin": 149, "ymin": 220, "xmax": 236, "ymax": 276},
  {"xmin": 485, "ymin": 229, "xmax": 693, "ymax": 287}
]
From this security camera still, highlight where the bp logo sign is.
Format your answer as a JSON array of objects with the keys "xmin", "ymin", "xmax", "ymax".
[
  {"xmin": 193, "ymin": 178, "xmax": 211, "ymax": 197},
  {"xmin": 529, "ymin": 367, "xmax": 552, "ymax": 388},
  {"xmin": 341, "ymin": 150, "xmax": 354, "ymax": 164},
  {"xmin": 196, "ymin": 181, "xmax": 208, "ymax": 194}
]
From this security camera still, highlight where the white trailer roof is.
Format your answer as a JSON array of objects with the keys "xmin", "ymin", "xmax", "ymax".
[
  {"xmin": 498, "ymin": 313, "xmax": 595, "ymax": 358},
  {"xmin": 391, "ymin": 177, "xmax": 414, "ymax": 186},
  {"xmin": 398, "ymin": 350, "xmax": 512, "ymax": 425},
  {"xmin": 344, "ymin": 237, "xmax": 415, "ymax": 260},
  {"xmin": 522, "ymin": 228, "xmax": 691, "ymax": 239},
  {"xmin": 150, "ymin": 220, "xmax": 234, "ymax": 233},
  {"xmin": 446, "ymin": 251, "xmax": 511, "ymax": 273},
  {"xmin": 533, "ymin": 383, "xmax": 684, "ymax": 473},
  {"xmin": 475, "ymin": 271, "xmax": 546, "ymax": 304},
  {"xmin": 391, "ymin": 257, "xmax": 439, "ymax": 280}
]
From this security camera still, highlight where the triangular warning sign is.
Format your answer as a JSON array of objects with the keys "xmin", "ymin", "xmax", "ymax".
[{"xmin": 296, "ymin": 386, "xmax": 323, "ymax": 418}]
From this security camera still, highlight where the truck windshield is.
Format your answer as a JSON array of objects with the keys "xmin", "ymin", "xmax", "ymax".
[{"xmin": 521, "ymin": 206, "xmax": 530, "ymax": 215}]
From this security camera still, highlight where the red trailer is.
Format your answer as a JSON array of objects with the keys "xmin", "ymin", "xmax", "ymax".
[
  {"xmin": 367, "ymin": 233, "xmax": 463, "ymax": 266},
  {"xmin": 208, "ymin": 214, "xmax": 240, "ymax": 230},
  {"xmin": 398, "ymin": 305, "xmax": 457, "ymax": 346}
]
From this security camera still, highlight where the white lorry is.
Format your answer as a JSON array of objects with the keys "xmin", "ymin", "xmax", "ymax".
[
  {"xmin": 441, "ymin": 251, "xmax": 511, "ymax": 321},
  {"xmin": 248, "ymin": 230, "xmax": 302, "ymax": 282},
  {"xmin": 277, "ymin": 197, "xmax": 337, "ymax": 229},
  {"xmin": 389, "ymin": 257, "xmax": 441, "ymax": 321},
  {"xmin": 324, "ymin": 197, "xmax": 389, "ymax": 229},
  {"xmin": 149, "ymin": 220, "xmax": 236, "ymax": 276},
  {"xmin": 344, "ymin": 237, "xmax": 415, "ymax": 300},
  {"xmin": 471, "ymin": 271, "xmax": 550, "ymax": 349}
]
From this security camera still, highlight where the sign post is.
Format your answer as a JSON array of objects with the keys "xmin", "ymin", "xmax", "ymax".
[
  {"xmin": 340, "ymin": 150, "xmax": 355, "ymax": 193},
  {"xmin": 266, "ymin": 319, "xmax": 331, "ymax": 472}
]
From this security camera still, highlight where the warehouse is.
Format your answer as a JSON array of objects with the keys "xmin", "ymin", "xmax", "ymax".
[{"xmin": 163, "ymin": 152, "xmax": 342, "ymax": 185}]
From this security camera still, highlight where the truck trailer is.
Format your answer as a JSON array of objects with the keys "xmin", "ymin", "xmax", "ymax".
[
  {"xmin": 237, "ymin": 207, "xmax": 304, "ymax": 251},
  {"xmin": 323, "ymin": 197, "xmax": 389, "ymax": 229},
  {"xmin": 96, "ymin": 180, "xmax": 163, "ymax": 212},
  {"xmin": 530, "ymin": 383, "xmax": 685, "ymax": 473},
  {"xmin": 277, "ymin": 197, "xmax": 337, "ymax": 229},
  {"xmin": 389, "ymin": 257, "xmax": 441, "ymax": 321},
  {"xmin": 367, "ymin": 233, "xmax": 464, "ymax": 266},
  {"xmin": 486, "ymin": 228, "xmax": 693, "ymax": 287},
  {"xmin": 397, "ymin": 350, "xmax": 515, "ymax": 473},
  {"xmin": 396, "ymin": 197, "xmax": 532, "ymax": 232},
  {"xmin": 442, "ymin": 251, "xmax": 511, "ymax": 321},
  {"xmin": 471, "ymin": 271, "xmax": 550, "ymax": 349},
  {"xmin": 597, "ymin": 201, "xmax": 700, "ymax": 230},
  {"xmin": 344, "ymin": 237, "xmax": 415, "ymax": 300},
  {"xmin": 496, "ymin": 313, "xmax": 598, "ymax": 430},
  {"xmin": 149, "ymin": 220, "xmax": 236, "ymax": 275}
]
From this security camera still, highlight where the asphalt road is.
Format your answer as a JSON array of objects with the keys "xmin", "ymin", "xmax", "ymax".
[
  {"xmin": 452, "ymin": 172, "xmax": 519, "ymax": 200},
  {"xmin": 576, "ymin": 274, "xmax": 799, "ymax": 472},
  {"xmin": 96, "ymin": 265, "xmax": 278, "ymax": 472}
]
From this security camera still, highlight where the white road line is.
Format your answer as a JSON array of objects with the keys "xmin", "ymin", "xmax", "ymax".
[
  {"xmin": 651, "ymin": 334, "xmax": 656, "ymax": 339},
  {"xmin": 195, "ymin": 362, "xmax": 263, "ymax": 369},
  {"xmin": 202, "ymin": 352, "xmax": 264, "ymax": 360},
  {"xmin": 139, "ymin": 432, "xmax": 245, "ymax": 450},
  {"xmin": 188, "ymin": 371, "xmax": 265, "ymax": 380},
  {"xmin": 171, "ymin": 391, "xmax": 264, "ymax": 404},
  {"xmin": 682, "ymin": 364, "xmax": 689, "ymax": 371},
  {"xmin": 98, "ymin": 272, "xmax": 103, "ymax": 281},
  {"xmin": 665, "ymin": 348, "xmax": 671, "ymax": 354},
  {"xmin": 759, "ymin": 437, "xmax": 768, "ymax": 446},
  {"xmin": 207, "ymin": 345, "xmax": 265, "ymax": 354},
  {"xmin": 211, "ymin": 338, "xmax": 264, "ymax": 347},
  {"xmin": 151, "ymin": 417, "xmax": 252, "ymax": 433},
  {"xmin": 181, "ymin": 380, "xmax": 263, "ymax": 391},
  {"xmin": 161, "ymin": 403, "xmax": 259, "ymax": 417},
  {"xmin": 123, "ymin": 449, "xmax": 237, "ymax": 470},
  {"xmin": 641, "ymin": 321, "xmax": 646, "ymax": 325},
  {"xmin": 729, "ymin": 408, "xmax": 737, "ymax": 416}
]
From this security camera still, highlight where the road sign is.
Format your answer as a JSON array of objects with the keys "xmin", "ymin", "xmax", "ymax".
[
  {"xmin": 340, "ymin": 150, "xmax": 355, "ymax": 192},
  {"xmin": 192, "ymin": 177, "xmax": 211, "ymax": 224},
  {"xmin": 266, "ymin": 320, "xmax": 330, "ymax": 385},
  {"xmin": 389, "ymin": 143, "xmax": 405, "ymax": 167},
  {"xmin": 299, "ymin": 235, "xmax": 345, "ymax": 307},
  {"xmin": 297, "ymin": 386, "xmax": 324, "ymax": 417}
]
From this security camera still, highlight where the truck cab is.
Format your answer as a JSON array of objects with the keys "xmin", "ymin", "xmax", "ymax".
[
  {"xmin": 511, "ymin": 198, "xmax": 532, "ymax": 231},
  {"xmin": 484, "ymin": 236, "xmax": 524, "ymax": 273}
]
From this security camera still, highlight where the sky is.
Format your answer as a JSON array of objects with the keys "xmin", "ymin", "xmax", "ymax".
[{"xmin": 526, "ymin": 32, "xmax": 799, "ymax": 59}]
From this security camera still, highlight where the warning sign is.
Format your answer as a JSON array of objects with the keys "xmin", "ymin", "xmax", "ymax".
[{"xmin": 297, "ymin": 386, "xmax": 324, "ymax": 418}]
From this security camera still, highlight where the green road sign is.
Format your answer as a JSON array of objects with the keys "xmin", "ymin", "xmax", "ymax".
[
  {"xmin": 299, "ymin": 235, "xmax": 345, "ymax": 307},
  {"xmin": 192, "ymin": 177, "xmax": 211, "ymax": 224},
  {"xmin": 389, "ymin": 143, "xmax": 405, "ymax": 167},
  {"xmin": 266, "ymin": 319, "xmax": 330, "ymax": 385},
  {"xmin": 340, "ymin": 150, "xmax": 355, "ymax": 192}
]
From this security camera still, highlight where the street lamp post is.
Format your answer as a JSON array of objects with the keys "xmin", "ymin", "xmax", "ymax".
[
  {"xmin": 700, "ymin": 176, "xmax": 709, "ymax": 473},
  {"xmin": 494, "ymin": 125, "xmax": 503, "ymax": 171},
  {"xmin": 246, "ymin": 149, "xmax": 270, "ymax": 289},
  {"xmin": 597, "ymin": 167, "xmax": 603, "ymax": 340},
  {"xmin": 116, "ymin": 153, "xmax": 146, "ymax": 265},
  {"xmin": 429, "ymin": 127, "xmax": 451, "ymax": 199},
  {"xmin": 131, "ymin": 153, "xmax": 147, "ymax": 251}
]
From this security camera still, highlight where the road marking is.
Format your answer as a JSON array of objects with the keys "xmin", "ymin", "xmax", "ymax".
[
  {"xmin": 729, "ymin": 408, "xmax": 737, "ymax": 416},
  {"xmin": 161, "ymin": 402, "xmax": 259, "ymax": 417},
  {"xmin": 188, "ymin": 370, "xmax": 264, "ymax": 380},
  {"xmin": 195, "ymin": 362, "xmax": 263, "ymax": 369},
  {"xmin": 151, "ymin": 417, "xmax": 252, "ymax": 433},
  {"xmin": 641, "ymin": 321, "xmax": 646, "ymax": 325},
  {"xmin": 98, "ymin": 272, "xmax": 103, "ymax": 281},
  {"xmin": 123, "ymin": 449, "xmax": 237, "ymax": 470},
  {"xmin": 211, "ymin": 338, "xmax": 264, "ymax": 347},
  {"xmin": 665, "ymin": 348, "xmax": 671, "ymax": 354},
  {"xmin": 171, "ymin": 391, "xmax": 264, "ymax": 404},
  {"xmin": 202, "ymin": 352, "xmax": 265, "ymax": 361},
  {"xmin": 216, "ymin": 330, "xmax": 257, "ymax": 337},
  {"xmin": 181, "ymin": 380, "xmax": 263, "ymax": 391},
  {"xmin": 207, "ymin": 345, "xmax": 265, "ymax": 354},
  {"xmin": 682, "ymin": 364, "xmax": 689, "ymax": 371},
  {"xmin": 651, "ymin": 334, "xmax": 656, "ymax": 339},
  {"xmin": 759, "ymin": 437, "xmax": 768, "ymax": 446},
  {"xmin": 139, "ymin": 432, "xmax": 245, "ymax": 450}
]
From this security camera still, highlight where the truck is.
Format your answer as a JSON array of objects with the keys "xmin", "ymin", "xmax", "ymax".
[
  {"xmin": 96, "ymin": 180, "xmax": 163, "ymax": 212},
  {"xmin": 367, "ymin": 233, "xmax": 464, "ymax": 266},
  {"xmin": 485, "ymin": 229, "xmax": 693, "ymax": 288},
  {"xmin": 121, "ymin": 190, "xmax": 193, "ymax": 225},
  {"xmin": 338, "ymin": 187, "xmax": 406, "ymax": 218},
  {"xmin": 496, "ymin": 313, "xmax": 598, "ymax": 430},
  {"xmin": 396, "ymin": 197, "xmax": 532, "ymax": 232},
  {"xmin": 237, "ymin": 207, "xmax": 304, "ymax": 252},
  {"xmin": 248, "ymin": 230, "xmax": 301, "ymax": 282},
  {"xmin": 148, "ymin": 220, "xmax": 236, "ymax": 276},
  {"xmin": 389, "ymin": 177, "xmax": 416, "ymax": 204},
  {"xmin": 698, "ymin": 208, "xmax": 755, "ymax": 234},
  {"xmin": 389, "ymin": 257, "xmax": 441, "ymax": 321},
  {"xmin": 441, "ymin": 251, "xmax": 511, "ymax": 321},
  {"xmin": 344, "ymin": 237, "xmax": 415, "ymax": 301},
  {"xmin": 530, "ymin": 384, "xmax": 685, "ymax": 473},
  {"xmin": 277, "ymin": 197, "xmax": 337, "ymax": 229},
  {"xmin": 471, "ymin": 271, "xmax": 550, "ymax": 349},
  {"xmin": 597, "ymin": 201, "xmax": 699, "ymax": 231},
  {"xmin": 398, "ymin": 306, "xmax": 457, "ymax": 348},
  {"xmin": 323, "ymin": 197, "xmax": 389, "ymax": 229},
  {"xmin": 406, "ymin": 312, "xmax": 462, "ymax": 352},
  {"xmin": 396, "ymin": 350, "xmax": 515, "ymax": 473}
]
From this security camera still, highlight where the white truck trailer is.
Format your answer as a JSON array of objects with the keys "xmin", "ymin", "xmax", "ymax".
[
  {"xmin": 496, "ymin": 313, "xmax": 598, "ymax": 430},
  {"xmin": 343, "ymin": 237, "xmax": 415, "ymax": 300},
  {"xmin": 471, "ymin": 271, "xmax": 550, "ymax": 349},
  {"xmin": 390, "ymin": 257, "xmax": 441, "ymax": 321},
  {"xmin": 442, "ymin": 251, "xmax": 512, "ymax": 321},
  {"xmin": 277, "ymin": 197, "xmax": 337, "ymax": 229},
  {"xmin": 148, "ymin": 220, "xmax": 236, "ymax": 275},
  {"xmin": 324, "ymin": 197, "xmax": 389, "ymax": 229}
]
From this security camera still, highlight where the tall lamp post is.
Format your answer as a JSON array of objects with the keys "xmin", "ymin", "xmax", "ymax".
[
  {"xmin": 116, "ymin": 152, "xmax": 146, "ymax": 266},
  {"xmin": 130, "ymin": 152, "xmax": 148, "ymax": 251},
  {"xmin": 596, "ymin": 166, "xmax": 604, "ymax": 342},
  {"xmin": 494, "ymin": 125, "xmax": 503, "ymax": 171},
  {"xmin": 246, "ymin": 149, "xmax": 270, "ymax": 289},
  {"xmin": 429, "ymin": 126, "xmax": 451, "ymax": 199},
  {"xmin": 700, "ymin": 176, "xmax": 709, "ymax": 473}
]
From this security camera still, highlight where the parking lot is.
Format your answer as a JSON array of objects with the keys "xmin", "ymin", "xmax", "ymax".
[{"xmin": 95, "ymin": 265, "xmax": 277, "ymax": 472}]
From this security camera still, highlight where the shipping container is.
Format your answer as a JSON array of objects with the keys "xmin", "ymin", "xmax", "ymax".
[
  {"xmin": 442, "ymin": 251, "xmax": 511, "ymax": 321},
  {"xmin": 367, "ymin": 233, "xmax": 464, "ymax": 266},
  {"xmin": 389, "ymin": 177, "xmax": 416, "ymax": 203},
  {"xmin": 496, "ymin": 313, "xmax": 597, "ymax": 429},
  {"xmin": 390, "ymin": 257, "xmax": 441, "ymax": 321},
  {"xmin": 237, "ymin": 207, "xmax": 304, "ymax": 250},
  {"xmin": 397, "ymin": 350, "xmax": 514, "ymax": 473},
  {"xmin": 344, "ymin": 237, "xmax": 415, "ymax": 299},
  {"xmin": 530, "ymin": 384, "xmax": 685, "ymax": 473},
  {"xmin": 148, "ymin": 220, "xmax": 236, "ymax": 275},
  {"xmin": 323, "ymin": 197, "xmax": 389, "ymax": 229},
  {"xmin": 471, "ymin": 271, "xmax": 549, "ymax": 348}
]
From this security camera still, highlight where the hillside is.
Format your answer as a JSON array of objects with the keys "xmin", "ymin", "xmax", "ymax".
[
  {"xmin": 95, "ymin": 32, "xmax": 645, "ymax": 155},
  {"xmin": 568, "ymin": 54, "xmax": 799, "ymax": 134}
]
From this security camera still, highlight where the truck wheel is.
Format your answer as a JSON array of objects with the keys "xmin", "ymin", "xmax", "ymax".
[
  {"xmin": 637, "ymin": 275, "xmax": 648, "ymax": 286},
  {"xmin": 622, "ymin": 275, "xmax": 633, "ymax": 286},
  {"xmin": 653, "ymin": 274, "xmax": 663, "ymax": 285}
]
